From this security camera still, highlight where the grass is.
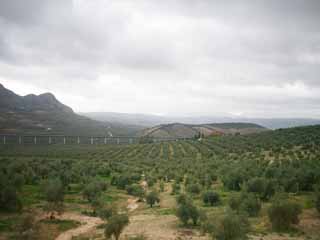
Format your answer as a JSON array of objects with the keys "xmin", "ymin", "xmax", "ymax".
[
  {"xmin": 20, "ymin": 184, "xmax": 42, "ymax": 206},
  {"xmin": 0, "ymin": 216, "xmax": 18, "ymax": 232},
  {"xmin": 40, "ymin": 219, "xmax": 81, "ymax": 232}
]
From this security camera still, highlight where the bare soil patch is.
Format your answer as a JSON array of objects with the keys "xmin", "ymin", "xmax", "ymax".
[
  {"xmin": 122, "ymin": 214, "xmax": 208, "ymax": 240},
  {"xmin": 54, "ymin": 212, "xmax": 103, "ymax": 240}
]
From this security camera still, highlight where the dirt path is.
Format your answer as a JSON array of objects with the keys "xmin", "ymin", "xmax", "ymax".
[
  {"xmin": 127, "ymin": 198, "xmax": 139, "ymax": 212},
  {"xmin": 55, "ymin": 212, "xmax": 104, "ymax": 240}
]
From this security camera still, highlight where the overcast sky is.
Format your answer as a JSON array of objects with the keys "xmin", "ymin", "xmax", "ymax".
[{"xmin": 0, "ymin": 0, "xmax": 320, "ymax": 118}]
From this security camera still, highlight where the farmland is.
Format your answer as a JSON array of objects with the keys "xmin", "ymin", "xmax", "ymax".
[{"xmin": 1, "ymin": 125, "xmax": 320, "ymax": 239}]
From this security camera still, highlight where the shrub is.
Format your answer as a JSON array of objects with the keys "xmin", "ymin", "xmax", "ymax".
[
  {"xmin": 126, "ymin": 184, "xmax": 145, "ymax": 199},
  {"xmin": 171, "ymin": 182, "xmax": 181, "ymax": 195},
  {"xmin": 0, "ymin": 185, "xmax": 22, "ymax": 212},
  {"xmin": 98, "ymin": 204, "xmax": 118, "ymax": 220},
  {"xmin": 246, "ymin": 177, "xmax": 276, "ymax": 201},
  {"xmin": 210, "ymin": 212, "xmax": 250, "ymax": 240},
  {"xmin": 202, "ymin": 191, "xmax": 220, "ymax": 206},
  {"xmin": 82, "ymin": 180, "xmax": 106, "ymax": 203},
  {"xmin": 104, "ymin": 214, "xmax": 129, "ymax": 240},
  {"xmin": 268, "ymin": 195, "xmax": 302, "ymax": 231},
  {"xmin": 176, "ymin": 194, "xmax": 189, "ymax": 205},
  {"xmin": 15, "ymin": 213, "xmax": 38, "ymax": 240},
  {"xmin": 186, "ymin": 183, "xmax": 201, "ymax": 195},
  {"xmin": 241, "ymin": 193, "xmax": 261, "ymax": 217},
  {"xmin": 228, "ymin": 195, "xmax": 241, "ymax": 213}
]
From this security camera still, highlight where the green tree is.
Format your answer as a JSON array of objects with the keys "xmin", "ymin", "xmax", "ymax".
[
  {"xmin": 171, "ymin": 182, "xmax": 181, "ymax": 195},
  {"xmin": 228, "ymin": 195, "xmax": 241, "ymax": 213},
  {"xmin": 146, "ymin": 191, "xmax": 160, "ymax": 208},
  {"xmin": 126, "ymin": 184, "xmax": 145, "ymax": 199},
  {"xmin": 42, "ymin": 179, "xmax": 64, "ymax": 219},
  {"xmin": 210, "ymin": 212, "xmax": 250, "ymax": 240},
  {"xmin": 83, "ymin": 180, "xmax": 107, "ymax": 208},
  {"xmin": 176, "ymin": 198, "xmax": 200, "ymax": 226},
  {"xmin": 268, "ymin": 195, "xmax": 302, "ymax": 231},
  {"xmin": 202, "ymin": 191, "xmax": 220, "ymax": 206},
  {"xmin": 241, "ymin": 193, "xmax": 261, "ymax": 217},
  {"xmin": 186, "ymin": 183, "xmax": 201, "ymax": 195},
  {"xmin": 104, "ymin": 214, "xmax": 129, "ymax": 240}
]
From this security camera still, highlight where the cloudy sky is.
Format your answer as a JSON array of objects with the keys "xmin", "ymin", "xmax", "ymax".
[{"xmin": 0, "ymin": 0, "xmax": 320, "ymax": 118}]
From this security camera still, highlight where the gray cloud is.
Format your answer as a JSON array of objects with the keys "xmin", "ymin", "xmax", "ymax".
[{"xmin": 0, "ymin": 0, "xmax": 320, "ymax": 118}]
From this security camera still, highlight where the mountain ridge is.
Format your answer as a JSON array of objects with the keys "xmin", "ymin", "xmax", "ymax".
[{"xmin": 0, "ymin": 84, "xmax": 138, "ymax": 136}]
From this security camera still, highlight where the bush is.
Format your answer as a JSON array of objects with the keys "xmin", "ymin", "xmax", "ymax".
[
  {"xmin": 268, "ymin": 195, "xmax": 302, "ymax": 231},
  {"xmin": 176, "ymin": 194, "xmax": 189, "ymax": 205},
  {"xmin": 83, "ymin": 180, "xmax": 107, "ymax": 203},
  {"xmin": 202, "ymin": 191, "xmax": 220, "ymax": 206},
  {"xmin": 210, "ymin": 212, "xmax": 250, "ymax": 240},
  {"xmin": 171, "ymin": 182, "xmax": 181, "ymax": 195},
  {"xmin": 126, "ymin": 184, "xmax": 145, "ymax": 199},
  {"xmin": 104, "ymin": 214, "xmax": 129, "ymax": 240},
  {"xmin": 246, "ymin": 177, "xmax": 276, "ymax": 201},
  {"xmin": 241, "ymin": 193, "xmax": 261, "ymax": 217},
  {"xmin": 15, "ymin": 213, "xmax": 38, "ymax": 240},
  {"xmin": 0, "ymin": 185, "xmax": 22, "ymax": 212},
  {"xmin": 228, "ymin": 195, "xmax": 241, "ymax": 213},
  {"xmin": 186, "ymin": 183, "xmax": 201, "ymax": 195},
  {"xmin": 98, "ymin": 204, "xmax": 118, "ymax": 220},
  {"xmin": 176, "ymin": 198, "xmax": 200, "ymax": 226}
]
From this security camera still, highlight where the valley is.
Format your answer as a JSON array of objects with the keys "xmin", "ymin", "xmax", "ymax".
[{"xmin": 1, "ymin": 125, "xmax": 320, "ymax": 239}]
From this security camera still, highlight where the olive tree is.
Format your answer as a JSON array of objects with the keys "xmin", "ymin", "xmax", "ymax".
[
  {"xmin": 104, "ymin": 214, "xmax": 129, "ymax": 240},
  {"xmin": 268, "ymin": 195, "xmax": 302, "ymax": 231},
  {"xmin": 42, "ymin": 179, "xmax": 65, "ymax": 219},
  {"xmin": 146, "ymin": 191, "xmax": 160, "ymax": 208}
]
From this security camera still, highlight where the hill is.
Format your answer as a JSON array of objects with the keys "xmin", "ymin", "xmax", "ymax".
[
  {"xmin": 0, "ymin": 84, "xmax": 138, "ymax": 136},
  {"xmin": 81, "ymin": 112, "xmax": 320, "ymax": 130},
  {"xmin": 138, "ymin": 122, "xmax": 267, "ymax": 139}
]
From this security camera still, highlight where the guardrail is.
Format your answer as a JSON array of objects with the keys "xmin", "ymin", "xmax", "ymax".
[{"xmin": 0, "ymin": 134, "xmax": 190, "ymax": 145}]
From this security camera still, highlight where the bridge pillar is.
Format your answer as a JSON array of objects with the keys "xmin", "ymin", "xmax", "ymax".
[
  {"xmin": 104, "ymin": 137, "xmax": 107, "ymax": 144},
  {"xmin": 19, "ymin": 136, "xmax": 22, "ymax": 144},
  {"xmin": 77, "ymin": 137, "xmax": 80, "ymax": 144},
  {"xmin": 3, "ymin": 136, "xmax": 6, "ymax": 144},
  {"xmin": 117, "ymin": 138, "xmax": 120, "ymax": 144},
  {"xmin": 129, "ymin": 138, "xmax": 132, "ymax": 144},
  {"xmin": 49, "ymin": 136, "xmax": 52, "ymax": 144},
  {"xmin": 63, "ymin": 137, "xmax": 66, "ymax": 144},
  {"xmin": 34, "ymin": 136, "xmax": 37, "ymax": 145},
  {"xmin": 91, "ymin": 137, "xmax": 93, "ymax": 145}
]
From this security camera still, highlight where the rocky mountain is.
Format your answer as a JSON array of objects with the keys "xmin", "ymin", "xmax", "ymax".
[
  {"xmin": 0, "ymin": 84, "xmax": 136, "ymax": 136},
  {"xmin": 138, "ymin": 122, "xmax": 267, "ymax": 139}
]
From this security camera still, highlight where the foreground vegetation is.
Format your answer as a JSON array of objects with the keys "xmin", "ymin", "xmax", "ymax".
[{"xmin": 1, "ymin": 125, "xmax": 320, "ymax": 239}]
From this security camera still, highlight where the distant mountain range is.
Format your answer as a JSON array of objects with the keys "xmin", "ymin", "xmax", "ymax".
[
  {"xmin": 1, "ymin": 83, "xmax": 319, "ymax": 138},
  {"xmin": 82, "ymin": 112, "xmax": 320, "ymax": 130}
]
